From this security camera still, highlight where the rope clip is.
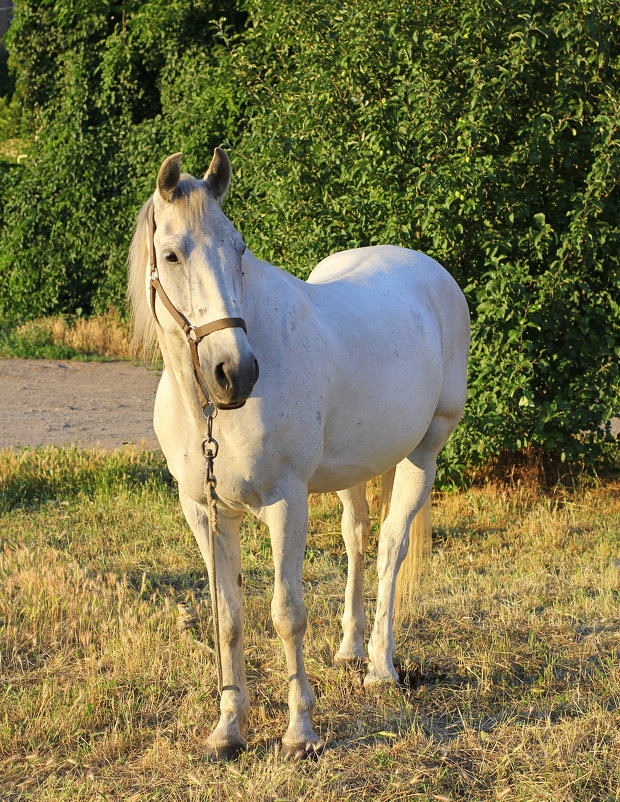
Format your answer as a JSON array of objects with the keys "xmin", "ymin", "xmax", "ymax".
[{"xmin": 202, "ymin": 436, "xmax": 219, "ymax": 460}]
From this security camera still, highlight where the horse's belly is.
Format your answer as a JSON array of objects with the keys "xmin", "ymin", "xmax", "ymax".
[
  {"xmin": 301, "ymin": 246, "xmax": 458, "ymax": 494},
  {"xmin": 308, "ymin": 349, "xmax": 441, "ymax": 493},
  {"xmin": 309, "ymin": 411, "xmax": 435, "ymax": 493},
  {"xmin": 308, "ymin": 462, "xmax": 392, "ymax": 493}
]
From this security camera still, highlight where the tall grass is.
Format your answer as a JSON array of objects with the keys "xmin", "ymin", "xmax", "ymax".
[
  {"xmin": 0, "ymin": 309, "xmax": 136, "ymax": 361},
  {"xmin": 0, "ymin": 445, "xmax": 172, "ymax": 513},
  {"xmin": 0, "ymin": 447, "xmax": 619, "ymax": 800}
]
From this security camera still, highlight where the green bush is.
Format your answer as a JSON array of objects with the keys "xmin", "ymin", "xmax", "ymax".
[
  {"xmin": 0, "ymin": 0, "xmax": 618, "ymax": 476},
  {"xmin": 0, "ymin": 95, "xmax": 20, "ymax": 141},
  {"xmin": 0, "ymin": 0, "xmax": 241, "ymax": 318},
  {"xmin": 227, "ymin": 0, "xmax": 619, "ymax": 476},
  {"xmin": 0, "ymin": 319, "xmax": 77, "ymax": 360}
]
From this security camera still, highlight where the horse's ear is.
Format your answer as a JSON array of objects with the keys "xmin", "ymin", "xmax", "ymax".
[
  {"xmin": 157, "ymin": 152, "xmax": 183, "ymax": 202},
  {"xmin": 204, "ymin": 147, "xmax": 231, "ymax": 203}
]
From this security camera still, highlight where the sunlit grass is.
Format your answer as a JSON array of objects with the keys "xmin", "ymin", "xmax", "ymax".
[
  {"xmin": 0, "ymin": 137, "xmax": 29, "ymax": 163},
  {"xmin": 0, "ymin": 309, "xmax": 142, "ymax": 361},
  {"xmin": 0, "ymin": 446, "xmax": 171, "ymax": 513},
  {"xmin": 0, "ymin": 447, "xmax": 619, "ymax": 800}
]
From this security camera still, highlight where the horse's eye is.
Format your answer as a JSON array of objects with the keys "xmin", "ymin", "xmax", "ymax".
[{"xmin": 164, "ymin": 251, "xmax": 179, "ymax": 264}]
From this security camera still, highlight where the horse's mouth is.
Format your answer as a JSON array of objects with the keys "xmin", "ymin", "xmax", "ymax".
[
  {"xmin": 208, "ymin": 381, "xmax": 255, "ymax": 411},
  {"xmin": 214, "ymin": 398, "xmax": 248, "ymax": 410}
]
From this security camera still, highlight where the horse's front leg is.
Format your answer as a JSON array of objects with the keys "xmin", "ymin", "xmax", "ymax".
[
  {"xmin": 262, "ymin": 483, "xmax": 322, "ymax": 759},
  {"xmin": 179, "ymin": 490, "xmax": 248, "ymax": 760}
]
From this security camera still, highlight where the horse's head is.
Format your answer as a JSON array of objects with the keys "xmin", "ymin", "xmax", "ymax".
[{"xmin": 148, "ymin": 149, "xmax": 259, "ymax": 410}]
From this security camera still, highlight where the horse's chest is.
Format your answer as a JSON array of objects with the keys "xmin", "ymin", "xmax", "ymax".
[{"xmin": 165, "ymin": 444, "xmax": 263, "ymax": 509}]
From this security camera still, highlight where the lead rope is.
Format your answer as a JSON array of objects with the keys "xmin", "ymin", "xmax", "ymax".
[{"xmin": 203, "ymin": 411, "xmax": 223, "ymax": 695}]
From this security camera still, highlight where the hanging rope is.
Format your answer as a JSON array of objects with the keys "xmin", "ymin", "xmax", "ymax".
[{"xmin": 203, "ymin": 411, "xmax": 223, "ymax": 695}]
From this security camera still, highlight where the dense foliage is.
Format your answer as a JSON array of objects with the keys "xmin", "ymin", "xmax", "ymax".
[
  {"xmin": 0, "ymin": 0, "xmax": 243, "ymax": 315},
  {"xmin": 0, "ymin": 0, "xmax": 618, "ymax": 475}
]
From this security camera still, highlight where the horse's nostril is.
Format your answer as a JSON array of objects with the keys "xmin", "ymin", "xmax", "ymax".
[{"xmin": 215, "ymin": 362, "xmax": 230, "ymax": 391}]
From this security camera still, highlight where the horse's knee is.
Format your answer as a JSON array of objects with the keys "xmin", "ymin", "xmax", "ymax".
[
  {"xmin": 216, "ymin": 595, "xmax": 244, "ymax": 648},
  {"xmin": 271, "ymin": 593, "xmax": 307, "ymax": 642}
]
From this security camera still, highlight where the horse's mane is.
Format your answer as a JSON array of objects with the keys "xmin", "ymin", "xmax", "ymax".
[
  {"xmin": 127, "ymin": 178, "xmax": 211, "ymax": 360},
  {"xmin": 127, "ymin": 197, "xmax": 158, "ymax": 360}
]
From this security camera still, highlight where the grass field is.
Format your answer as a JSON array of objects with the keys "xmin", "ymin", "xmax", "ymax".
[{"xmin": 0, "ymin": 447, "xmax": 619, "ymax": 801}]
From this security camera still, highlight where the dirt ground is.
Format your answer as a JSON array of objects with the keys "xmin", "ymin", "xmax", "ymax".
[{"xmin": 0, "ymin": 359, "xmax": 161, "ymax": 450}]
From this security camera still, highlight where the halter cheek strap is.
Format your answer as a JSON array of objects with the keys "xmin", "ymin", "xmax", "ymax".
[{"xmin": 147, "ymin": 201, "xmax": 248, "ymax": 412}]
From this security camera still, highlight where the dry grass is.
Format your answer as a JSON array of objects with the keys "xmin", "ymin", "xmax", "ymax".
[
  {"xmin": 0, "ymin": 138, "xmax": 29, "ymax": 163},
  {"xmin": 0, "ymin": 447, "xmax": 619, "ymax": 800},
  {"xmin": 0, "ymin": 310, "xmax": 140, "ymax": 361},
  {"xmin": 45, "ymin": 310, "xmax": 133, "ymax": 359}
]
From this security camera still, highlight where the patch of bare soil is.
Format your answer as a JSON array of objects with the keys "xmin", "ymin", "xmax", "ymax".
[{"xmin": 0, "ymin": 359, "xmax": 161, "ymax": 449}]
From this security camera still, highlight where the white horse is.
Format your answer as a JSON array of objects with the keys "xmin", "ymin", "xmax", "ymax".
[{"xmin": 128, "ymin": 148, "xmax": 470, "ymax": 760}]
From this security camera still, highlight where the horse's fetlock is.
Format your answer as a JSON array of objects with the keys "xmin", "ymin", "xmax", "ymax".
[{"xmin": 299, "ymin": 690, "xmax": 316, "ymax": 713}]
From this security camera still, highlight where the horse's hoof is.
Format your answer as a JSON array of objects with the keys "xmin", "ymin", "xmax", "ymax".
[
  {"xmin": 278, "ymin": 739, "xmax": 324, "ymax": 761},
  {"xmin": 363, "ymin": 668, "xmax": 399, "ymax": 690},
  {"xmin": 205, "ymin": 742, "xmax": 246, "ymax": 762}
]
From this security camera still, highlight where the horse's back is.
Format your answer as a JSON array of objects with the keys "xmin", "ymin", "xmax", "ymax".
[
  {"xmin": 309, "ymin": 245, "xmax": 453, "ymax": 290},
  {"xmin": 307, "ymin": 245, "xmax": 468, "ymax": 356}
]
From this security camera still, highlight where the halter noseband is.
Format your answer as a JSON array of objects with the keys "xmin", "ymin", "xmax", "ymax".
[{"xmin": 147, "ymin": 201, "xmax": 248, "ymax": 412}]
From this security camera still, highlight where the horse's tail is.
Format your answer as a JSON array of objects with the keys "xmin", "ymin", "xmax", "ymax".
[{"xmin": 379, "ymin": 468, "xmax": 432, "ymax": 619}]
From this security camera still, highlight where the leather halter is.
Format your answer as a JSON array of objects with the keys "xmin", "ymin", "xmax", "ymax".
[{"xmin": 146, "ymin": 201, "xmax": 248, "ymax": 412}]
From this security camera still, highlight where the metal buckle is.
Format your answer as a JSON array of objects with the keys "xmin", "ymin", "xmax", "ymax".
[
  {"xmin": 150, "ymin": 267, "xmax": 159, "ymax": 281},
  {"xmin": 186, "ymin": 326, "xmax": 198, "ymax": 342}
]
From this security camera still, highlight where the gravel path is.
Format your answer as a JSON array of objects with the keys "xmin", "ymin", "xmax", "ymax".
[{"xmin": 0, "ymin": 359, "xmax": 161, "ymax": 450}]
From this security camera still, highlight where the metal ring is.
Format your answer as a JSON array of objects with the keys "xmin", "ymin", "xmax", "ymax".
[
  {"xmin": 202, "ymin": 437, "xmax": 219, "ymax": 459},
  {"xmin": 201, "ymin": 403, "xmax": 215, "ymax": 420}
]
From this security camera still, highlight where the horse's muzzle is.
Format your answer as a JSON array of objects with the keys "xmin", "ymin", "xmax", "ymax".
[{"xmin": 211, "ymin": 355, "xmax": 259, "ymax": 409}]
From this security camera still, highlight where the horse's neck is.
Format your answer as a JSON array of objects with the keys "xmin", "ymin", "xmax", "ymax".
[{"xmin": 241, "ymin": 250, "xmax": 310, "ymax": 324}]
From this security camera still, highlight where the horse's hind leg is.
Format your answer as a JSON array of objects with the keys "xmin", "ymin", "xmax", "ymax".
[
  {"xmin": 334, "ymin": 483, "xmax": 370, "ymax": 663},
  {"xmin": 179, "ymin": 490, "xmax": 249, "ymax": 760},
  {"xmin": 364, "ymin": 416, "xmax": 454, "ymax": 688}
]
